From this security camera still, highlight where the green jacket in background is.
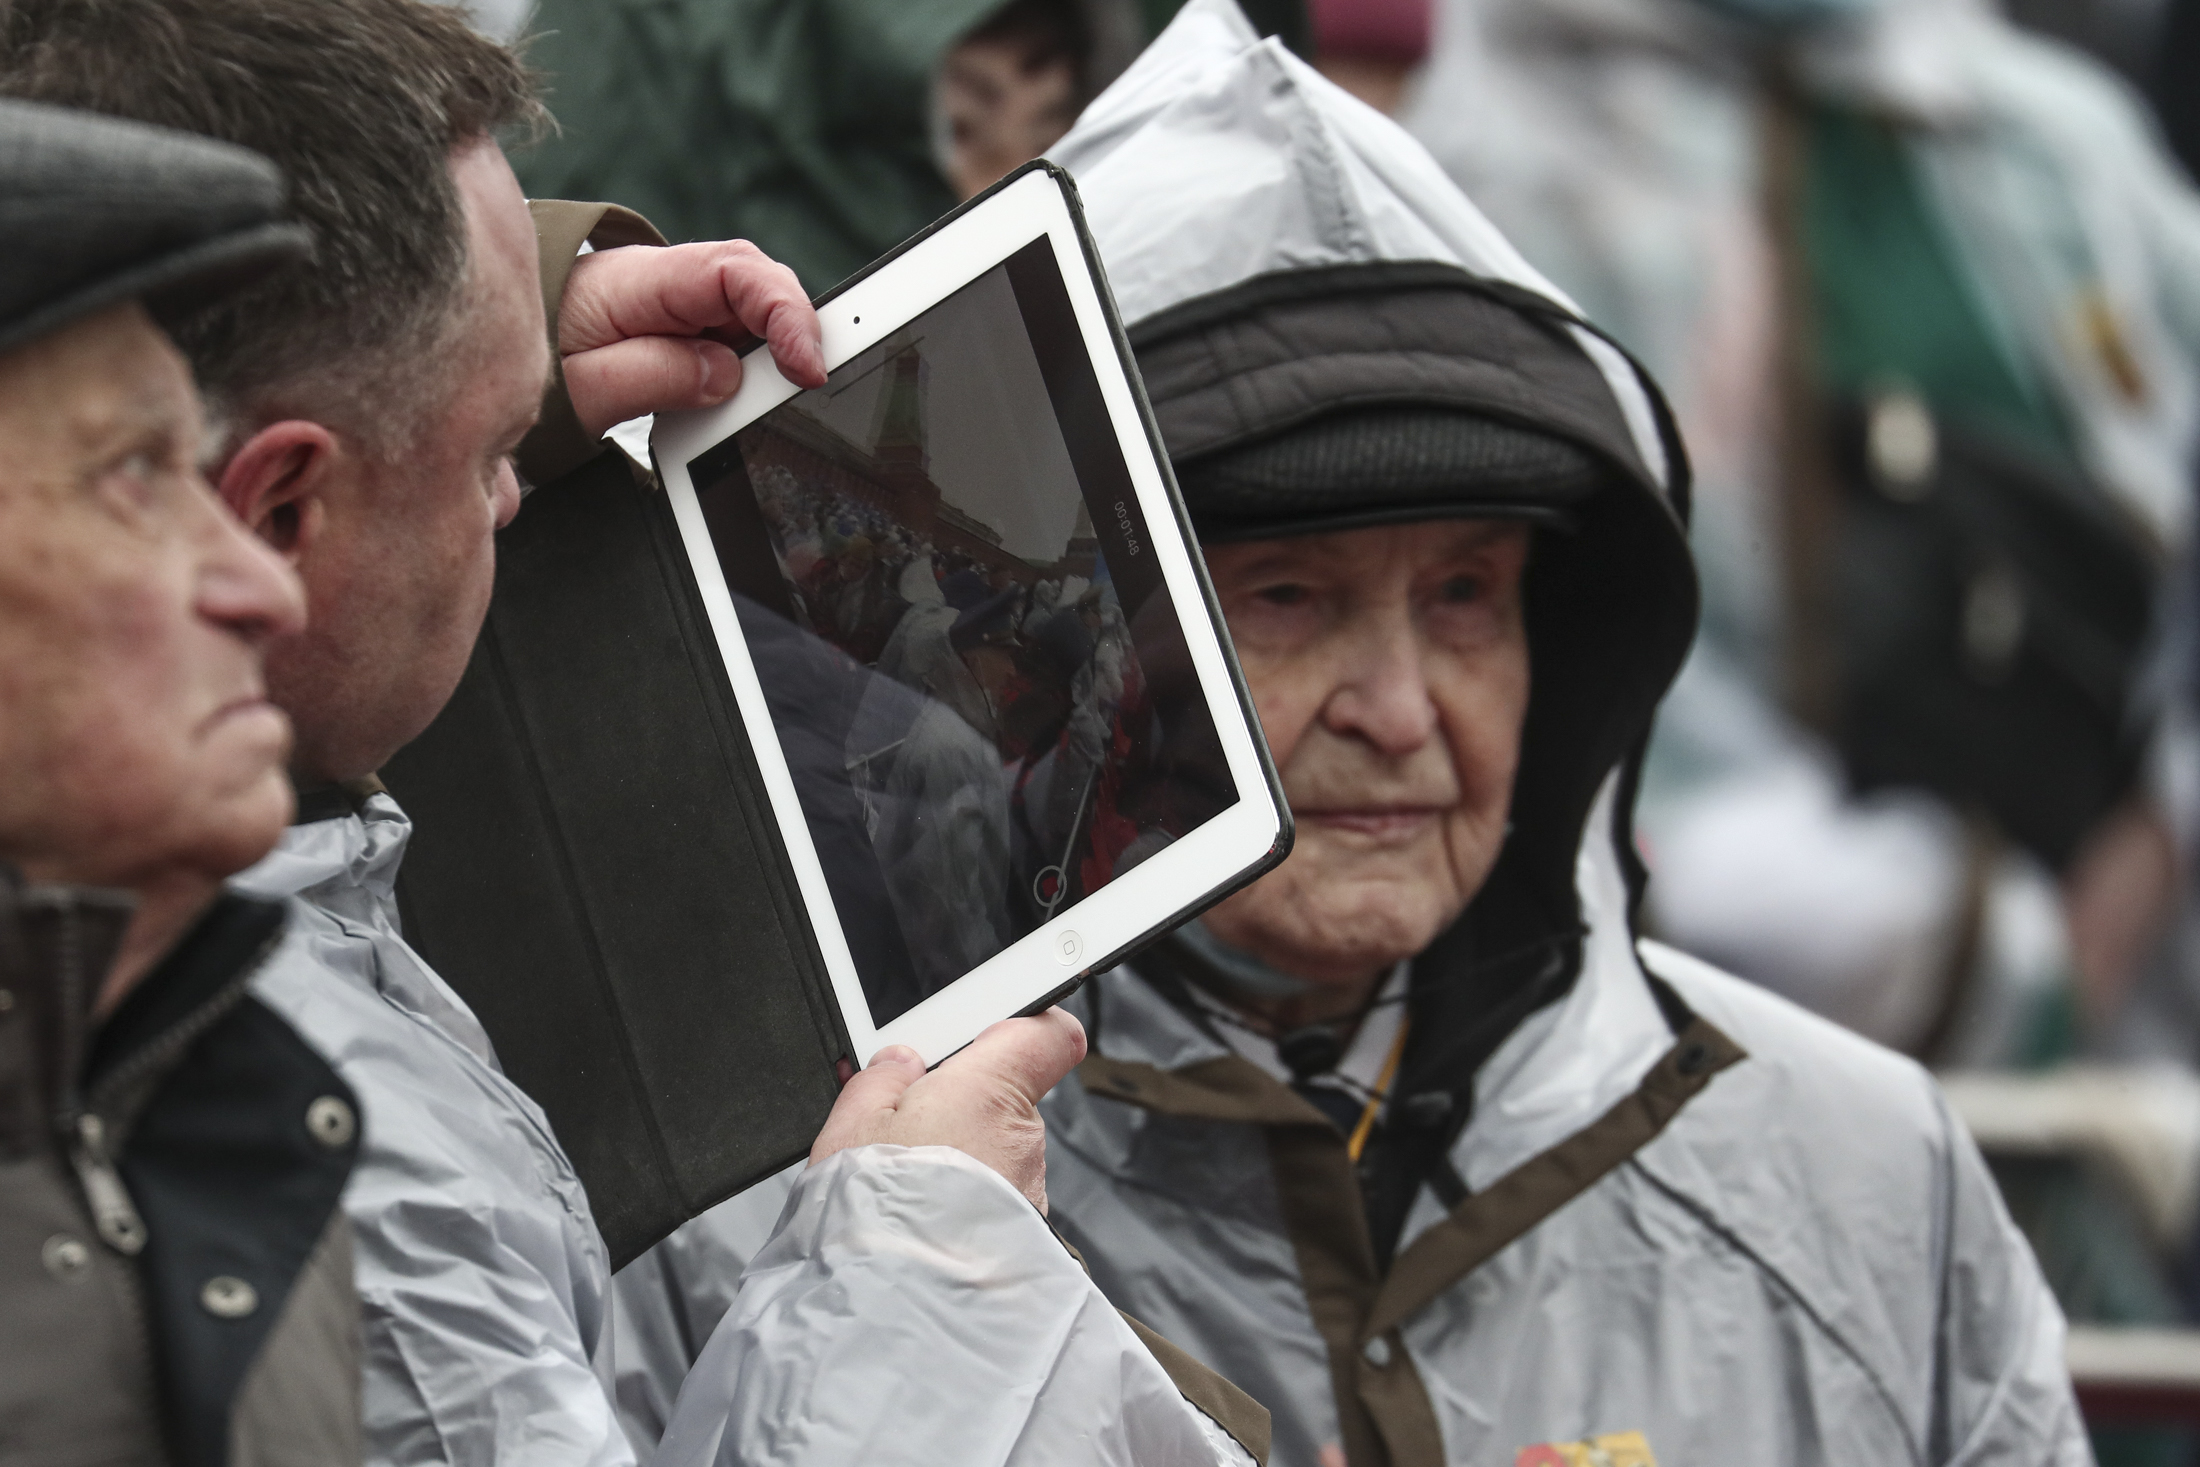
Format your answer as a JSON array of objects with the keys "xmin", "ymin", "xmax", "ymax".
[
  {"xmin": 516, "ymin": 0, "xmax": 1022, "ymax": 292},
  {"xmin": 514, "ymin": 0, "xmax": 1306, "ymax": 295}
]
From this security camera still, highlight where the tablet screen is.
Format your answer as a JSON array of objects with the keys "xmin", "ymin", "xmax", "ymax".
[{"xmin": 684, "ymin": 237, "xmax": 1236, "ymax": 1027}]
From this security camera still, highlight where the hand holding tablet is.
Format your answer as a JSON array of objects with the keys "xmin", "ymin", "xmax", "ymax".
[
  {"xmin": 812, "ymin": 1009, "xmax": 1088, "ymax": 1215},
  {"xmin": 557, "ymin": 238, "xmax": 826, "ymax": 437},
  {"xmin": 383, "ymin": 164, "xmax": 1287, "ymax": 1259}
]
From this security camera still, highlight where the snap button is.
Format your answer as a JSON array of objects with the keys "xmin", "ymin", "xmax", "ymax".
[
  {"xmin": 41, "ymin": 1233, "xmax": 90, "ymax": 1283},
  {"xmin": 305, "ymin": 1095, "xmax": 356, "ymax": 1149},
  {"xmin": 1361, "ymin": 1336, "xmax": 1392, "ymax": 1369},
  {"xmin": 200, "ymin": 1275, "xmax": 258, "ymax": 1319},
  {"xmin": 1676, "ymin": 1042, "xmax": 1710, "ymax": 1077}
]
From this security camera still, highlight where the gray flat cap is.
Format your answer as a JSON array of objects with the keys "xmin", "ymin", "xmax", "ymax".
[{"xmin": 0, "ymin": 98, "xmax": 310, "ymax": 357}]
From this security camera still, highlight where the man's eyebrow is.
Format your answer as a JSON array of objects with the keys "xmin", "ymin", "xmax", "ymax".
[{"xmin": 1222, "ymin": 546, "xmax": 1320, "ymax": 576}]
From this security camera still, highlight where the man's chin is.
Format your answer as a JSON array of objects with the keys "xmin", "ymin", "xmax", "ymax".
[
  {"xmin": 183, "ymin": 769, "xmax": 297, "ymax": 880},
  {"xmin": 1208, "ymin": 871, "xmax": 1462, "ymax": 984}
]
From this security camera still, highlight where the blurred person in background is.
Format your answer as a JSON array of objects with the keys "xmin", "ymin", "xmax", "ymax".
[
  {"xmin": 0, "ymin": 2, "xmax": 1271, "ymax": 1465},
  {"xmin": 515, "ymin": 0, "xmax": 1138, "ymax": 291},
  {"xmin": 510, "ymin": 0, "xmax": 1316, "ymax": 292},
  {"xmin": 1404, "ymin": 0, "xmax": 2200, "ymax": 1072},
  {"xmin": 1400, "ymin": 0, "xmax": 2200, "ymax": 1453},
  {"xmin": 0, "ymin": 100, "xmax": 364, "ymax": 1465}
]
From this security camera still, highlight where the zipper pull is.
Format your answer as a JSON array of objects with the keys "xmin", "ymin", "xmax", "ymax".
[{"xmin": 71, "ymin": 1113, "xmax": 147, "ymax": 1256}]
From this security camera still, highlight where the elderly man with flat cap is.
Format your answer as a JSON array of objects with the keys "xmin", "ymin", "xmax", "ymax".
[
  {"xmin": 1035, "ymin": 11, "xmax": 2083, "ymax": 1466},
  {"xmin": 0, "ymin": 100, "xmax": 365, "ymax": 1466}
]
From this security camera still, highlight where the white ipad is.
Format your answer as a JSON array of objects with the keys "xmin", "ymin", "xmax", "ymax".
[{"xmin": 653, "ymin": 163, "xmax": 1290, "ymax": 1066}]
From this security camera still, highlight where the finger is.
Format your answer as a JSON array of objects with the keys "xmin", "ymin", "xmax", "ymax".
[
  {"xmin": 562, "ymin": 242, "xmax": 826, "ymax": 389},
  {"xmin": 1320, "ymin": 1447, "xmax": 1348, "ymax": 1467},
  {"xmin": 809, "ymin": 1045, "xmax": 925, "ymax": 1164},
  {"xmin": 563, "ymin": 336, "xmax": 743, "ymax": 439},
  {"xmin": 936, "ymin": 1009, "xmax": 1087, "ymax": 1108}
]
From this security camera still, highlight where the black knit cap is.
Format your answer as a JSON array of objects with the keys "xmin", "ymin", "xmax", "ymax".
[
  {"xmin": 1175, "ymin": 405, "xmax": 1609, "ymax": 539},
  {"xmin": 1130, "ymin": 258, "xmax": 1700, "ymax": 988},
  {"xmin": 0, "ymin": 98, "xmax": 309, "ymax": 357},
  {"xmin": 1128, "ymin": 261, "xmax": 1655, "ymax": 542}
]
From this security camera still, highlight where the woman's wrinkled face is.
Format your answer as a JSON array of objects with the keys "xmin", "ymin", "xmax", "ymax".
[{"xmin": 1201, "ymin": 519, "xmax": 1532, "ymax": 986}]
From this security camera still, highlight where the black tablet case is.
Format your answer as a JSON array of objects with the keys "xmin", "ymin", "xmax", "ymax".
[
  {"xmin": 383, "ymin": 447, "xmax": 849, "ymax": 1270},
  {"xmin": 380, "ymin": 163, "xmax": 1287, "ymax": 1270}
]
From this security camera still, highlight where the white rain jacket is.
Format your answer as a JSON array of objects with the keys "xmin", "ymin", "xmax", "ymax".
[
  {"xmin": 235, "ymin": 793, "xmax": 1255, "ymax": 1467},
  {"xmin": 1045, "ymin": 872, "xmax": 2088, "ymax": 1466},
  {"xmin": 1025, "ymin": 6, "xmax": 2083, "ymax": 1466},
  {"xmin": 1402, "ymin": 0, "xmax": 2200, "ymax": 1054}
]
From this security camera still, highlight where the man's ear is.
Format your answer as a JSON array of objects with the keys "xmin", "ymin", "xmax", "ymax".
[{"xmin": 215, "ymin": 420, "xmax": 340, "ymax": 561}]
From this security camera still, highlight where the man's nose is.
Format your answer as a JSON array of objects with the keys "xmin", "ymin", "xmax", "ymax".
[
  {"xmin": 1322, "ymin": 613, "xmax": 1439, "ymax": 756},
  {"xmin": 197, "ymin": 483, "xmax": 308, "ymax": 646}
]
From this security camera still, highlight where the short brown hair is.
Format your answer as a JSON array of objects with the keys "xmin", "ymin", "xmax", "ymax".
[{"xmin": 0, "ymin": 0, "xmax": 544, "ymax": 447}]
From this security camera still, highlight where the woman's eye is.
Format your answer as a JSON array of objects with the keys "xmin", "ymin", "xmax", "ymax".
[
  {"xmin": 1256, "ymin": 583, "xmax": 1312, "ymax": 607},
  {"xmin": 1439, "ymin": 574, "xmax": 1485, "ymax": 603}
]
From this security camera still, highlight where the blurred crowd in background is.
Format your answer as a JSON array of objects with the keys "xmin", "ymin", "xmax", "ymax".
[{"xmin": 442, "ymin": 0, "xmax": 2200, "ymax": 1455}]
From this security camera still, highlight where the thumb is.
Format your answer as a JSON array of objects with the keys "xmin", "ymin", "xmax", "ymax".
[
  {"xmin": 938, "ymin": 1009, "xmax": 1088, "ymax": 1109},
  {"xmin": 810, "ymin": 1045, "xmax": 925, "ymax": 1164}
]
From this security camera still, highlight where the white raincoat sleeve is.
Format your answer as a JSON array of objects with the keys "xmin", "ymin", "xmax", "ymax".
[
  {"xmin": 1925, "ymin": 1087, "xmax": 2091, "ymax": 1463},
  {"xmin": 653, "ymin": 1146, "xmax": 1255, "ymax": 1467},
  {"xmin": 239, "ymin": 816, "xmax": 636, "ymax": 1467}
]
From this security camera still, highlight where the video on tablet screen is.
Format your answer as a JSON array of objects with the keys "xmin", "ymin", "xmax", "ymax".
[{"xmin": 686, "ymin": 237, "xmax": 1236, "ymax": 1028}]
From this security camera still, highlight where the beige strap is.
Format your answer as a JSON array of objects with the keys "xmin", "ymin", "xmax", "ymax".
[
  {"xmin": 1262, "ymin": 1122, "xmax": 1415, "ymax": 1467},
  {"xmin": 515, "ymin": 200, "xmax": 669, "ymax": 490},
  {"xmin": 1365, "ymin": 1016, "xmax": 1746, "ymax": 1342},
  {"xmin": 1078, "ymin": 1051, "xmax": 1333, "ymax": 1128},
  {"xmin": 1079, "ymin": 1052, "xmax": 1417, "ymax": 1465},
  {"xmin": 1086, "ymin": 1011, "xmax": 1747, "ymax": 1466}
]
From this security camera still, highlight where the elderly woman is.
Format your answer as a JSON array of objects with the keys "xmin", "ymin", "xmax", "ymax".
[{"xmin": 1030, "ymin": 7, "xmax": 2085, "ymax": 1467}]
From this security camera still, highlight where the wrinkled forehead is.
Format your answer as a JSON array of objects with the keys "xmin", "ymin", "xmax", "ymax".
[
  {"xmin": 1205, "ymin": 514, "xmax": 1533, "ymax": 568},
  {"xmin": 0, "ymin": 303, "xmax": 200, "ymax": 498}
]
